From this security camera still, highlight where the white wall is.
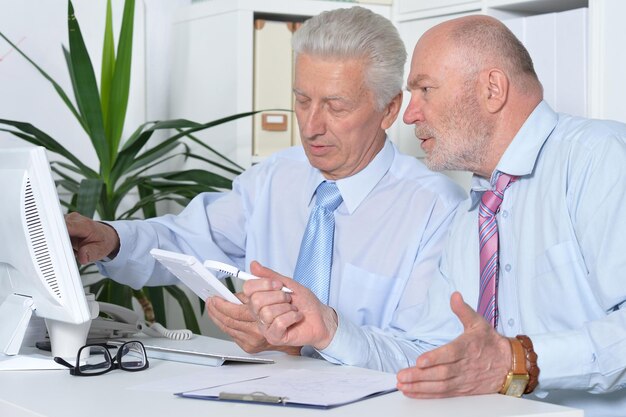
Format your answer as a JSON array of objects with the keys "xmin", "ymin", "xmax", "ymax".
[{"xmin": 0, "ymin": 0, "xmax": 147, "ymax": 169}]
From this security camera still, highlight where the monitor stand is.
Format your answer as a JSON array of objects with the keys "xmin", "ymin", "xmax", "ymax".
[
  {"xmin": 0, "ymin": 293, "xmax": 34, "ymax": 356},
  {"xmin": 45, "ymin": 294, "xmax": 99, "ymax": 360},
  {"xmin": 0, "ymin": 293, "xmax": 98, "ymax": 360}
]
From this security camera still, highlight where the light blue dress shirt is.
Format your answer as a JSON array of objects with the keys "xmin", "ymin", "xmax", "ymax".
[
  {"xmin": 99, "ymin": 140, "xmax": 465, "ymax": 372},
  {"xmin": 405, "ymin": 102, "xmax": 626, "ymax": 417}
]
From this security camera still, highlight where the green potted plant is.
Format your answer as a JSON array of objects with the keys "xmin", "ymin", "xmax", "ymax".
[{"xmin": 0, "ymin": 0, "xmax": 255, "ymax": 333}]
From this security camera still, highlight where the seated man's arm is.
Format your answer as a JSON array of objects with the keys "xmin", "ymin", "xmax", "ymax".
[
  {"xmin": 244, "ymin": 200, "xmax": 461, "ymax": 373},
  {"xmin": 95, "ymin": 191, "xmax": 246, "ymax": 289}
]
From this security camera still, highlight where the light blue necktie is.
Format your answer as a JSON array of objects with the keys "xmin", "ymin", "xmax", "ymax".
[{"xmin": 294, "ymin": 181, "xmax": 343, "ymax": 304}]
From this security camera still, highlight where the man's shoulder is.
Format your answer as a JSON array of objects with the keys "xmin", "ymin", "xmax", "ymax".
[
  {"xmin": 539, "ymin": 114, "xmax": 626, "ymax": 174},
  {"xmin": 553, "ymin": 114, "xmax": 626, "ymax": 148},
  {"xmin": 245, "ymin": 146, "xmax": 309, "ymax": 175},
  {"xmin": 387, "ymin": 149, "xmax": 467, "ymax": 207}
]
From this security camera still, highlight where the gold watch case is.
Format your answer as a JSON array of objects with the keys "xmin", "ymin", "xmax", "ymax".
[{"xmin": 501, "ymin": 372, "xmax": 530, "ymax": 397}]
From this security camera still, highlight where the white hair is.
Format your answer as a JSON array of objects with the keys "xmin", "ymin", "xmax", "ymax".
[{"xmin": 292, "ymin": 7, "xmax": 406, "ymax": 110}]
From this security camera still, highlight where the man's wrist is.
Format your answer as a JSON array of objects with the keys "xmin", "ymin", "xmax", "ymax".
[
  {"xmin": 98, "ymin": 221, "xmax": 120, "ymax": 260},
  {"xmin": 313, "ymin": 306, "xmax": 338, "ymax": 350}
]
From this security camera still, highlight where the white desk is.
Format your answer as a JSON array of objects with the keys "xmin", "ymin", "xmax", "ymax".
[{"xmin": 0, "ymin": 337, "xmax": 583, "ymax": 417}]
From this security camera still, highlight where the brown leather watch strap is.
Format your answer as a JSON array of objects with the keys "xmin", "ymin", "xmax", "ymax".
[
  {"xmin": 516, "ymin": 335, "xmax": 540, "ymax": 394},
  {"xmin": 509, "ymin": 337, "xmax": 527, "ymax": 374}
]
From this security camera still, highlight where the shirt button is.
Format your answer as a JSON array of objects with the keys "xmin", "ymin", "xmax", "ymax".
[
  {"xmin": 502, "ymin": 210, "xmax": 509, "ymax": 218},
  {"xmin": 508, "ymin": 319, "xmax": 515, "ymax": 327},
  {"xmin": 504, "ymin": 264, "xmax": 512, "ymax": 272}
]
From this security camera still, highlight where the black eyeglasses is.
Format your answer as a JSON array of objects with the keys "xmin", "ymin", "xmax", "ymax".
[{"xmin": 54, "ymin": 340, "xmax": 149, "ymax": 376}]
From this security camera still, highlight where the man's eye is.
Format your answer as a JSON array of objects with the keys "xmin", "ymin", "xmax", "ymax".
[
  {"xmin": 421, "ymin": 87, "xmax": 432, "ymax": 94},
  {"xmin": 329, "ymin": 106, "xmax": 349, "ymax": 115}
]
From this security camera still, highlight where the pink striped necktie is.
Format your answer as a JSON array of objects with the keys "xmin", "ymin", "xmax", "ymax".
[{"xmin": 477, "ymin": 172, "xmax": 518, "ymax": 328}]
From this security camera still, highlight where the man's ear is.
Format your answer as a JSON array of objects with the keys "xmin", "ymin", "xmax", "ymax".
[
  {"xmin": 484, "ymin": 68, "xmax": 508, "ymax": 113},
  {"xmin": 381, "ymin": 92, "xmax": 403, "ymax": 130}
]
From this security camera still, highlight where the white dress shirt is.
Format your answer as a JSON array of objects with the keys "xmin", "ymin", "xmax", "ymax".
[{"xmin": 99, "ymin": 139, "xmax": 465, "ymax": 372}]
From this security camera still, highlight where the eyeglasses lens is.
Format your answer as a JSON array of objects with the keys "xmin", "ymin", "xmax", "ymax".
[
  {"xmin": 118, "ymin": 341, "xmax": 147, "ymax": 370},
  {"xmin": 77, "ymin": 345, "xmax": 112, "ymax": 375}
]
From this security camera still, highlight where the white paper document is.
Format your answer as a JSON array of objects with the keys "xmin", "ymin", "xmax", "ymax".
[{"xmin": 177, "ymin": 366, "xmax": 397, "ymax": 409}]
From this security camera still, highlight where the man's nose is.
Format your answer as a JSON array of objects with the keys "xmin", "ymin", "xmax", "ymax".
[
  {"xmin": 300, "ymin": 106, "xmax": 326, "ymax": 138},
  {"xmin": 403, "ymin": 95, "xmax": 424, "ymax": 125}
]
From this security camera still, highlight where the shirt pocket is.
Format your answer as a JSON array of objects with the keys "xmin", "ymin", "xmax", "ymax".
[
  {"xmin": 533, "ymin": 240, "xmax": 600, "ymax": 328},
  {"xmin": 336, "ymin": 263, "xmax": 395, "ymax": 327}
]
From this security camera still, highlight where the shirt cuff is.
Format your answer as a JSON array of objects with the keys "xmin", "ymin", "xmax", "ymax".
[
  {"xmin": 97, "ymin": 221, "xmax": 134, "ymax": 266},
  {"xmin": 316, "ymin": 311, "xmax": 368, "ymax": 366},
  {"xmin": 95, "ymin": 221, "xmax": 147, "ymax": 289},
  {"xmin": 531, "ymin": 329, "xmax": 595, "ymax": 392}
]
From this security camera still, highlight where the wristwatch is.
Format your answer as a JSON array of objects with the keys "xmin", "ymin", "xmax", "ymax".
[{"xmin": 499, "ymin": 337, "xmax": 529, "ymax": 397}]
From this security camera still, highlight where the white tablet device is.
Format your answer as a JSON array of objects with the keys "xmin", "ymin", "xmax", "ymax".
[{"xmin": 150, "ymin": 249, "xmax": 241, "ymax": 305}]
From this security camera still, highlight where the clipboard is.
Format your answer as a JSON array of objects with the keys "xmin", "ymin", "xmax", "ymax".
[{"xmin": 175, "ymin": 367, "xmax": 397, "ymax": 409}]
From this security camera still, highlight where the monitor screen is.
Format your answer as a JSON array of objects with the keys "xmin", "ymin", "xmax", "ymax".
[{"xmin": 0, "ymin": 146, "xmax": 91, "ymax": 359}]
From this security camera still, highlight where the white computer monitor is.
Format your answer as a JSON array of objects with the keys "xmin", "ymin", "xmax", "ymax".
[{"xmin": 0, "ymin": 146, "xmax": 92, "ymax": 359}]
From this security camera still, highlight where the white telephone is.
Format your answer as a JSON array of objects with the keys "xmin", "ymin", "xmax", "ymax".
[{"xmin": 90, "ymin": 302, "xmax": 193, "ymax": 341}]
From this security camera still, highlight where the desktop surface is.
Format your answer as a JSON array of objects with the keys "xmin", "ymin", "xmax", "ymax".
[{"xmin": 0, "ymin": 336, "xmax": 583, "ymax": 417}]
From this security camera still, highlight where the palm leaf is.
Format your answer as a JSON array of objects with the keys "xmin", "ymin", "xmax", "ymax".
[
  {"xmin": 67, "ymin": 0, "xmax": 109, "ymax": 175},
  {"xmin": 143, "ymin": 286, "xmax": 166, "ymax": 325},
  {"xmin": 137, "ymin": 183, "xmax": 157, "ymax": 218},
  {"xmin": 126, "ymin": 141, "xmax": 182, "ymax": 173},
  {"xmin": 120, "ymin": 120, "xmax": 198, "ymax": 152},
  {"xmin": 0, "ymin": 122, "xmax": 97, "ymax": 177},
  {"xmin": 51, "ymin": 164, "xmax": 81, "ymax": 194},
  {"xmin": 100, "ymin": 0, "xmax": 115, "ymax": 134},
  {"xmin": 105, "ymin": 280, "xmax": 134, "ymax": 309},
  {"xmin": 110, "ymin": 120, "xmax": 201, "ymax": 184},
  {"xmin": 130, "ymin": 111, "xmax": 260, "ymax": 169},
  {"xmin": 156, "ymin": 169, "xmax": 234, "ymax": 189},
  {"xmin": 183, "ymin": 153, "xmax": 243, "ymax": 176},
  {"xmin": 106, "ymin": 0, "xmax": 135, "ymax": 156},
  {"xmin": 164, "ymin": 285, "xmax": 201, "ymax": 334},
  {"xmin": 181, "ymin": 130, "xmax": 244, "ymax": 172},
  {"xmin": 51, "ymin": 160, "xmax": 87, "ymax": 176},
  {"xmin": 76, "ymin": 178, "xmax": 104, "ymax": 218},
  {"xmin": 0, "ymin": 31, "xmax": 84, "ymax": 129}
]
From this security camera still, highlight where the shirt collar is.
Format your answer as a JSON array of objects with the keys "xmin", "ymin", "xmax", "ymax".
[
  {"xmin": 469, "ymin": 100, "xmax": 558, "ymax": 208},
  {"xmin": 305, "ymin": 139, "xmax": 394, "ymax": 214}
]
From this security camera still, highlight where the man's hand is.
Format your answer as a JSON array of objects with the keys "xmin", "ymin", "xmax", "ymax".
[
  {"xmin": 205, "ymin": 293, "xmax": 301, "ymax": 355},
  {"xmin": 243, "ymin": 261, "xmax": 339, "ymax": 350},
  {"xmin": 396, "ymin": 292, "xmax": 512, "ymax": 398},
  {"xmin": 65, "ymin": 212, "xmax": 120, "ymax": 264}
]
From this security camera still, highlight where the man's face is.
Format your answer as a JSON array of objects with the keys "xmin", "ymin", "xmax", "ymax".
[
  {"xmin": 293, "ymin": 54, "xmax": 396, "ymax": 180},
  {"xmin": 403, "ymin": 33, "xmax": 492, "ymax": 172}
]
